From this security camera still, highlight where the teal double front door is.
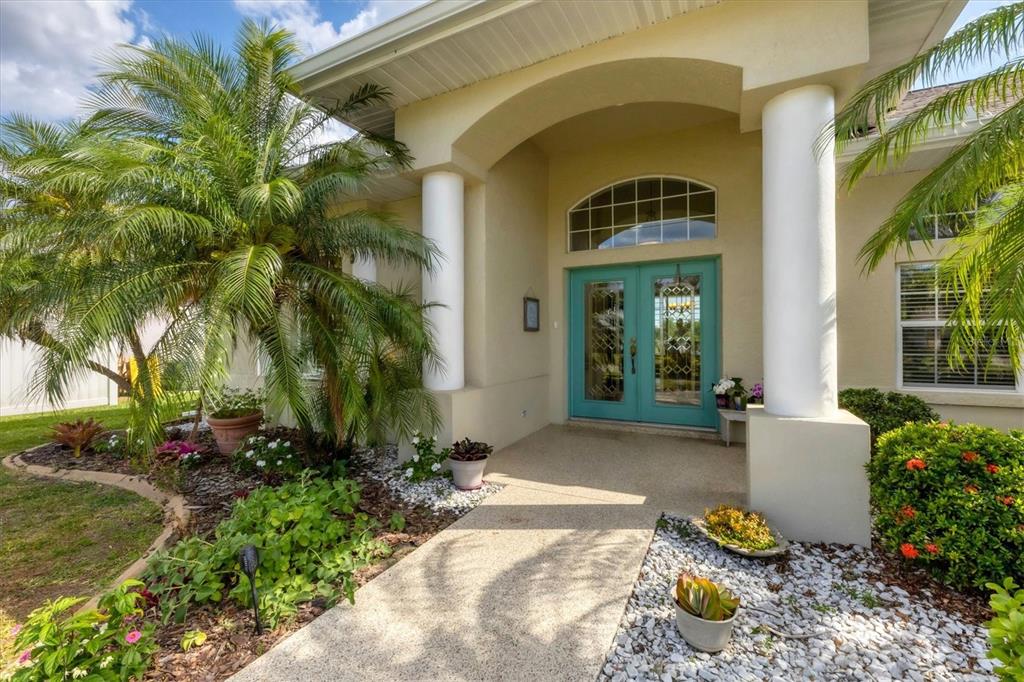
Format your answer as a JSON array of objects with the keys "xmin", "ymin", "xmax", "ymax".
[{"xmin": 569, "ymin": 259, "xmax": 719, "ymax": 428}]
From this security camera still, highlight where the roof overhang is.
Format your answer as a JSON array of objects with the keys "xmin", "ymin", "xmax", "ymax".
[
  {"xmin": 292, "ymin": 0, "xmax": 966, "ymax": 138},
  {"xmin": 290, "ymin": 0, "xmax": 723, "ymax": 137}
]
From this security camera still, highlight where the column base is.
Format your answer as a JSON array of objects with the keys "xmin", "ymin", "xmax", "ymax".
[
  {"xmin": 395, "ymin": 377, "xmax": 550, "ymax": 463},
  {"xmin": 746, "ymin": 406, "xmax": 871, "ymax": 545}
]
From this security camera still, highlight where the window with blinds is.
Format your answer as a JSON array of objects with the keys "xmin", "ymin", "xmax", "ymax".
[{"xmin": 898, "ymin": 263, "xmax": 1017, "ymax": 389}]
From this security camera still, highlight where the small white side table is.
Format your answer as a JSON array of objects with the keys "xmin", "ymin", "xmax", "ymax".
[{"xmin": 717, "ymin": 409, "xmax": 747, "ymax": 447}]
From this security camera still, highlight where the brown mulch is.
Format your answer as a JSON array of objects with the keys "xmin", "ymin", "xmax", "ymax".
[{"xmin": 816, "ymin": 539, "xmax": 991, "ymax": 626}]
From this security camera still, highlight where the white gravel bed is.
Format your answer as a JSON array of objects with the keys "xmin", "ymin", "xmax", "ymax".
[
  {"xmin": 353, "ymin": 445, "xmax": 502, "ymax": 516},
  {"xmin": 599, "ymin": 515, "xmax": 994, "ymax": 682}
]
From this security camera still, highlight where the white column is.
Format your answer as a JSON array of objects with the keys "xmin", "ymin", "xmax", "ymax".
[
  {"xmin": 761, "ymin": 85, "xmax": 837, "ymax": 418},
  {"xmin": 352, "ymin": 255, "xmax": 377, "ymax": 283},
  {"xmin": 421, "ymin": 170, "xmax": 465, "ymax": 391}
]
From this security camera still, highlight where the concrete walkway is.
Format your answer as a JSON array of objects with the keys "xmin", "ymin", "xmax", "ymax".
[{"xmin": 232, "ymin": 424, "xmax": 745, "ymax": 681}]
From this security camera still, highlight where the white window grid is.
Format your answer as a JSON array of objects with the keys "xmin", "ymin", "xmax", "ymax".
[
  {"xmin": 896, "ymin": 262, "xmax": 1020, "ymax": 391},
  {"xmin": 566, "ymin": 176, "xmax": 716, "ymax": 252}
]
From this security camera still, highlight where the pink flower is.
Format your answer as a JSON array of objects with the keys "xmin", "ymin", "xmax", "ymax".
[
  {"xmin": 10, "ymin": 623, "xmax": 21, "ymax": 637},
  {"xmin": 125, "ymin": 630, "xmax": 142, "ymax": 644},
  {"xmin": 17, "ymin": 650, "xmax": 31, "ymax": 664}
]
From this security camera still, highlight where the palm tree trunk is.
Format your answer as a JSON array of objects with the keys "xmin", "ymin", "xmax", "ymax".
[{"xmin": 19, "ymin": 325, "xmax": 130, "ymax": 393}]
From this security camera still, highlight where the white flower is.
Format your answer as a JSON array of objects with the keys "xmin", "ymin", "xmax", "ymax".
[
  {"xmin": 405, "ymin": 468, "xmax": 414, "ymax": 479},
  {"xmin": 284, "ymin": 441, "xmax": 291, "ymax": 447},
  {"xmin": 411, "ymin": 436, "xmax": 420, "ymax": 445},
  {"xmin": 276, "ymin": 460, "xmax": 283, "ymax": 465},
  {"xmin": 72, "ymin": 669, "xmax": 87, "ymax": 679},
  {"xmin": 268, "ymin": 440, "xmax": 278, "ymax": 449},
  {"xmin": 99, "ymin": 656, "xmax": 113, "ymax": 669},
  {"xmin": 412, "ymin": 454, "xmax": 420, "ymax": 462},
  {"xmin": 245, "ymin": 450, "xmax": 254, "ymax": 458},
  {"xmin": 431, "ymin": 462, "xmax": 441, "ymax": 472},
  {"xmin": 256, "ymin": 460, "xmax": 266, "ymax": 468},
  {"xmin": 285, "ymin": 454, "xmax": 291, "ymax": 459}
]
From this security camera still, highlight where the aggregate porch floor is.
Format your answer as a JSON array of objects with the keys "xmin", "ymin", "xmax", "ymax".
[{"xmin": 230, "ymin": 424, "xmax": 746, "ymax": 681}]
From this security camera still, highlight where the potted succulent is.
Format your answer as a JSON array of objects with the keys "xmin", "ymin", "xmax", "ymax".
[
  {"xmin": 673, "ymin": 572, "xmax": 740, "ymax": 653},
  {"xmin": 447, "ymin": 437, "xmax": 494, "ymax": 490},
  {"xmin": 206, "ymin": 388, "xmax": 264, "ymax": 454}
]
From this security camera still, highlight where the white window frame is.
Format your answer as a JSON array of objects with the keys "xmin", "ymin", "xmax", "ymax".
[
  {"xmin": 565, "ymin": 174, "xmax": 717, "ymax": 253},
  {"xmin": 896, "ymin": 262, "xmax": 1021, "ymax": 393}
]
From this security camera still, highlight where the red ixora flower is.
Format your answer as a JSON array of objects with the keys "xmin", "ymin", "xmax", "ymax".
[
  {"xmin": 898, "ymin": 505, "xmax": 916, "ymax": 521},
  {"xmin": 962, "ymin": 451, "xmax": 979, "ymax": 463},
  {"xmin": 964, "ymin": 484, "xmax": 979, "ymax": 494},
  {"xmin": 999, "ymin": 496, "xmax": 1015, "ymax": 506},
  {"xmin": 906, "ymin": 459, "xmax": 926, "ymax": 471},
  {"xmin": 900, "ymin": 543, "xmax": 919, "ymax": 559},
  {"xmin": 924, "ymin": 543, "xmax": 940, "ymax": 555},
  {"xmin": 986, "ymin": 464, "xmax": 1000, "ymax": 474}
]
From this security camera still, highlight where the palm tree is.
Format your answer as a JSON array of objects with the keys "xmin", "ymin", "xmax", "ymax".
[
  {"xmin": 0, "ymin": 20, "xmax": 441, "ymax": 457},
  {"xmin": 833, "ymin": 2, "xmax": 1023, "ymax": 375}
]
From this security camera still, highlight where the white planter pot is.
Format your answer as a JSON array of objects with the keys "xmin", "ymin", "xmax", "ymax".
[
  {"xmin": 673, "ymin": 593, "xmax": 737, "ymax": 653},
  {"xmin": 448, "ymin": 457, "xmax": 487, "ymax": 490}
]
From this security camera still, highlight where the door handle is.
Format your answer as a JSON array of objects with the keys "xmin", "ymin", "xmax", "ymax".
[{"xmin": 629, "ymin": 337, "xmax": 637, "ymax": 374}]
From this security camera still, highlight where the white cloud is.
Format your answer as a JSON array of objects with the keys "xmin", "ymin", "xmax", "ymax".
[
  {"xmin": 0, "ymin": 0, "xmax": 142, "ymax": 120},
  {"xmin": 234, "ymin": 0, "xmax": 427, "ymax": 55}
]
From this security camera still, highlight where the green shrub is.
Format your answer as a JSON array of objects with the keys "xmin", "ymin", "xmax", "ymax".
[
  {"xmin": 869, "ymin": 422, "xmax": 1024, "ymax": 588},
  {"xmin": 143, "ymin": 474, "xmax": 388, "ymax": 627},
  {"xmin": 838, "ymin": 387, "xmax": 939, "ymax": 448},
  {"xmin": 986, "ymin": 577, "xmax": 1024, "ymax": 681},
  {"xmin": 7, "ymin": 580, "xmax": 157, "ymax": 681}
]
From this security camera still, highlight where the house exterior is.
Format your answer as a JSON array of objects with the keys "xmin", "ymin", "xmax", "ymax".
[{"xmin": 273, "ymin": 0, "xmax": 1022, "ymax": 545}]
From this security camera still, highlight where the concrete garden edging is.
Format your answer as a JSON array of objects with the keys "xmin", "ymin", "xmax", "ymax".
[{"xmin": 2, "ymin": 445, "xmax": 190, "ymax": 609}]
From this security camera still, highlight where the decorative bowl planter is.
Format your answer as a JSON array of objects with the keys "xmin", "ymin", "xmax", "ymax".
[
  {"xmin": 207, "ymin": 411, "xmax": 263, "ymax": 455},
  {"xmin": 447, "ymin": 456, "xmax": 487, "ymax": 490},
  {"xmin": 689, "ymin": 516, "xmax": 790, "ymax": 558},
  {"xmin": 673, "ymin": 590, "xmax": 738, "ymax": 653}
]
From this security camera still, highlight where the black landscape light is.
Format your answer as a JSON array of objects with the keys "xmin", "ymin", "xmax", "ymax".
[{"xmin": 239, "ymin": 544, "xmax": 263, "ymax": 634}]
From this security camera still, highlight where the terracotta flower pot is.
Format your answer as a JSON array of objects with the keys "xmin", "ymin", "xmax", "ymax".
[
  {"xmin": 673, "ymin": 591, "xmax": 737, "ymax": 653},
  {"xmin": 447, "ymin": 456, "xmax": 487, "ymax": 490},
  {"xmin": 207, "ymin": 411, "xmax": 263, "ymax": 455}
]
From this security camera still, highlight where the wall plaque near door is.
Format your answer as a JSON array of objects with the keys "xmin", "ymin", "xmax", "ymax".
[{"xmin": 523, "ymin": 297, "xmax": 540, "ymax": 332}]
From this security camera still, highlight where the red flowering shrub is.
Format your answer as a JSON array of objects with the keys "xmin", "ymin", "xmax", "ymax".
[{"xmin": 869, "ymin": 422, "xmax": 1024, "ymax": 589}]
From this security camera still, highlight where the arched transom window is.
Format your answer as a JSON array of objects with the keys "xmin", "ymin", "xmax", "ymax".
[{"xmin": 568, "ymin": 176, "xmax": 716, "ymax": 252}]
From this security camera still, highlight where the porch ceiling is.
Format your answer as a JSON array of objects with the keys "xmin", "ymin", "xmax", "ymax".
[
  {"xmin": 292, "ymin": 0, "xmax": 966, "ymax": 139},
  {"xmin": 291, "ymin": 0, "xmax": 721, "ymax": 137}
]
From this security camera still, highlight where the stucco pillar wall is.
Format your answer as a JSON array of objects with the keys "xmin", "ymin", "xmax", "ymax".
[
  {"xmin": 421, "ymin": 170, "xmax": 465, "ymax": 391},
  {"xmin": 761, "ymin": 84, "xmax": 838, "ymax": 418},
  {"xmin": 748, "ymin": 85, "xmax": 871, "ymax": 546},
  {"xmin": 352, "ymin": 255, "xmax": 377, "ymax": 283}
]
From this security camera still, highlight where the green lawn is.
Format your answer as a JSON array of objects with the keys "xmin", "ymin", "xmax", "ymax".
[{"xmin": 0, "ymin": 402, "xmax": 172, "ymax": 662}]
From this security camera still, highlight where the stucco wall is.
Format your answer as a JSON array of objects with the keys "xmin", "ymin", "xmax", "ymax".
[
  {"xmin": 836, "ymin": 170, "xmax": 1023, "ymax": 430},
  {"xmin": 545, "ymin": 118, "xmax": 764, "ymax": 425}
]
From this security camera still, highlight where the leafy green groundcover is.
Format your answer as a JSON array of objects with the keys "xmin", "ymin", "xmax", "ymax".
[
  {"xmin": 144, "ymin": 473, "xmax": 389, "ymax": 628},
  {"xmin": 6, "ymin": 580, "xmax": 157, "ymax": 681},
  {"xmin": 869, "ymin": 422, "xmax": 1024, "ymax": 589}
]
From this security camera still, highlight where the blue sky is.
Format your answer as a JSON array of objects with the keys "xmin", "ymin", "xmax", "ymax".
[{"xmin": 0, "ymin": 0, "xmax": 1014, "ymax": 122}]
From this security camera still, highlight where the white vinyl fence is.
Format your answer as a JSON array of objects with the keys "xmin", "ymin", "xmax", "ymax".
[{"xmin": 0, "ymin": 338, "xmax": 118, "ymax": 416}]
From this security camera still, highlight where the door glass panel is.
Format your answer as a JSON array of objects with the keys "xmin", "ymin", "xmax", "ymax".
[
  {"xmin": 653, "ymin": 275, "xmax": 701, "ymax": 405},
  {"xmin": 585, "ymin": 281, "xmax": 625, "ymax": 402}
]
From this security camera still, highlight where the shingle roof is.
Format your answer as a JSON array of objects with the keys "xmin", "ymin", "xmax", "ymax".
[{"xmin": 885, "ymin": 81, "xmax": 1019, "ymax": 121}]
